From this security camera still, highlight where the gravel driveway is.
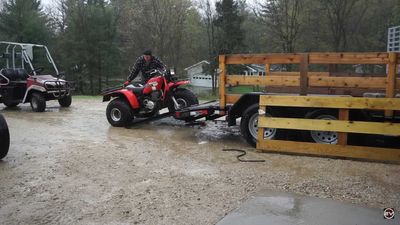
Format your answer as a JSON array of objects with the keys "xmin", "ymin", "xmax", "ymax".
[{"xmin": 0, "ymin": 97, "xmax": 399, "ymax": 224}]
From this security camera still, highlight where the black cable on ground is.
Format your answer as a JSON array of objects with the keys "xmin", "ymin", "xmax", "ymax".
[{"xmin": 222, "ymin": 149, "xmax": 266, "ymax": 163}]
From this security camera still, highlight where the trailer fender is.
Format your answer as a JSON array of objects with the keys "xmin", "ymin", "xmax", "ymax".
[
  {"xmin": 103, "ymin": 89, "xmax": 140, "ymax": 109},
  {"xmin": 227, "ymin": 93, "xmax": 262, "ymax": 126}
]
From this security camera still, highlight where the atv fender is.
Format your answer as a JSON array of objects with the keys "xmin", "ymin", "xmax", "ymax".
[
  {"xmin": 103, "ymin": 89, "xmax": 140, "ymax": 109},
  {"xmin": 168, "ymin": 80, "xmax": 189, "ymax": 89}
]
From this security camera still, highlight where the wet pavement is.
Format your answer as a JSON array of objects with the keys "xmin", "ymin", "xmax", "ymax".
[
  {"xmin": 217, "ymin": 190, "xmax": 399, "ymax": 225},
  {"xmin": 0, "ymin": 97, "xmax": 399, "ymax": 225}
]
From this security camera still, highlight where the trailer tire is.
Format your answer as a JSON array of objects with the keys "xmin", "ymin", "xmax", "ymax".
[
  {"xmin": 302, "ymin": 109, "xmax": 338, "ymax": 144},
  {"xmin": 58, "ymin": 95, "xmax": 72, "ymax": 107},
  {"xmin": 30, "ymin": 92, "xmax": 46, "ymax": 112},
  {"xmin": 169, "ymin": 88, "xmax": 199, "ymax": 115},
  {"xmin": 240, "ymin": 103, "xmax": 284, "ymax": 147},
  {"xmin": 0, "ymin": 114, "xmax": 10, "ymax": 160},
  {"xmin": 106, "ymin": 98, "xmax": 133, "ymax": 127}
]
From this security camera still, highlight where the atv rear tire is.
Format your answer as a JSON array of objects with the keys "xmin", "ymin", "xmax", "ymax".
[
  {"xmin": 58, "ymin": 95, "xmax": 72, "ymax": 107},
  {"xmin": 106, "ymin": 98, "xmax": 133, "ymax": 127},
  {"xmin": 240, "ymin": 103, "xmax": 285, "ymax": 147},
  {"xmin": 0, "ymin": 114, "xmax": 10, "ymax": 160},
  {"xmin": 169, "ymin": 88, "xmax": 199, "ymax": 114},
  {"xmin": 3, "ymin": 101, "xmax": 19, "ymax": 107},
  {"xmin": 30, "ymin": 92, "xmax": 46, "ymax": 112}
]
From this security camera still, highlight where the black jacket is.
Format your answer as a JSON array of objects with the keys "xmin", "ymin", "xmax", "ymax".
[{"xmin": 127, "ymin": 55, "xmax": 165, "ymax": 82}]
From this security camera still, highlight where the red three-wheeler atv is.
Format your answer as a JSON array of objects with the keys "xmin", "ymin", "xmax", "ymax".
[{"xmin": 102, "ymin": 69, "xmax": 199, "ymax": 126}]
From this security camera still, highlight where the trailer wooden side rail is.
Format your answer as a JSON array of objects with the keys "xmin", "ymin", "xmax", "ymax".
[{"xmin": 219, "ymin": 53, "xmax": 400, "ymax": 105}]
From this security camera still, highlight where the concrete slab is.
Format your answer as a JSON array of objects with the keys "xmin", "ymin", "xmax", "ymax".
[{"xmin": 216, "ymin": 191, "xmax": 399, "ymax": 225}]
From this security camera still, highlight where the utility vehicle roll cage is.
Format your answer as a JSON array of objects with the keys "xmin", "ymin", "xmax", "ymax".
[{"xmin": 0, "ymin": 41, "xmax": 59, "ymax": 76}]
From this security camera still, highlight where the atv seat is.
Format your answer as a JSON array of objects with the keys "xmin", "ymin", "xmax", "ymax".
[
  {"xmin": 126, "ymin": 85, "xmax": 145, "ymax": 95},
  {"xmin": 0, "ymin": 68, "xmax": 29, "ymax": 81}
]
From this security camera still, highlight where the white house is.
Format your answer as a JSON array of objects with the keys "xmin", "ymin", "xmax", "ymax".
[
  {"xmin": 185, "ymin": 61, "xmax": 285, "ymax": 87},
  {"xmin": 241, "ymin": 64, "xmax": 266, "ymax": 76},
  {"xmin": 184, "ymin": 60, "xmax": 217, "ymax": 88}
]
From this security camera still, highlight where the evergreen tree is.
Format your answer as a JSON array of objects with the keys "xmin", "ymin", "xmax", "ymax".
[
  {"xmin": 59, "ymin": 0, "xmax": 119, "ymax": 94},
  {"xmin": 0, "ymin": 0, "xmax": 51, "ymax": 43},
  {"xmin": 214, "ymin": 0, "xmax": 245, "ymax": 54}
]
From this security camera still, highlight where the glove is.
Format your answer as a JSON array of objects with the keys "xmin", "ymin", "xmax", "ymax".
[{"xmin": 123, "ymin": 81, "xmax": 130, "ymax": 86}]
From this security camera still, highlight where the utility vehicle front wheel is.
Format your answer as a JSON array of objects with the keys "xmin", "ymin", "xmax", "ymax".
[
  {"xmin": 106, "ymin": 98, "xmax": 133, "ymax": 127},
  {"xmin": 30, "ymin": 92, "xmax": 46, "ymax": 112},
  {"xmin": 58, "ymin": 95, "xmax": 72, "ymax": 107}
]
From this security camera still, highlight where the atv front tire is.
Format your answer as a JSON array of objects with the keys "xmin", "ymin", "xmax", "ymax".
[
  {"xmin": 169, "ymin": 88, "xmax": 199, "ymax": 113},
  {"xmin": 0, "ymin": 114, "xmax": 10, "ymax": 159},
  {"xmin": 106, "ymin": 98, "xmax": 133, "ymax": 127},
  {"xmin": 30, "ymin": 92, "xmax": 46, "ymax": 112},
  {"xmin": 58, "ymin": 95, "xmax": 72, "ymax": 107}
]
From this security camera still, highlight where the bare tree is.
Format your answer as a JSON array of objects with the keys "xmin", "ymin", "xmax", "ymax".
[
  {"xmin": 197, "ymin": 0, "xmax": 218, "ymax": 92},
  {"xmin": 260, "ymin": 0, "xmax": 303, "ymax": 53},
  {"xmin": 322, "ymin": 0, "xmax": 360, "ymax": 52}
]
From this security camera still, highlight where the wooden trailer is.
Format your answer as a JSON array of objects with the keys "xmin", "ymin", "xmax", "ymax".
[{"xmin": 218, "ymin": 52, "xmax": 400, "ymax": 163}]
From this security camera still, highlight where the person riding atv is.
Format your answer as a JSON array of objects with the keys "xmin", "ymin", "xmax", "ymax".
[{"xmin": 124, "ymin": 50, "xmax": 166, "ymax": 86}]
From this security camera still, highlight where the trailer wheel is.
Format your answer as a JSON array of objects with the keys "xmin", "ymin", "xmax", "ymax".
[
  {"xmin": 240, "ymin": 103, "xmax": 284, "ymax": 147},
  {"xmin": 58, "ymin": 95, "xmax": 72, "ymax": 107},
  {"xmin": 106, "ymin": 98, "xmax": 133, "ymax": 127},
  {"xmin": 30, "ymin": 92, "xmax": 46, "ymax": 112},
  {"xmin": 0, "ymin": 114, "xmax": 10, "ymax": 160},
  {"xmin": 302, "ymin": 109, "xmax": 338, "ymax": 144}
]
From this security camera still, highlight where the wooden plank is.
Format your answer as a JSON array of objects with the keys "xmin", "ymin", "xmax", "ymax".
[
  {"xmin": 224, "ymin": 52, "xmax": 390, "ymax": 65},
  {"xmin": 226, "ymin": 75, "xmax": 299, "ymax": 86},
  {"xmin": 397, "ymin": 53, "xmax": 400, "ymax": 64},
  {"xmin": 265, "ymin": 64, "xmax": 270, "ymax": 76},
  {"xmin": 225, "ymin": 54, "xmax": 302, "ymax": 64},
  {"xmin": 219, "ymin": 55, "xmax": 226, "ymax": 110},
  {"xmin": 258, "ymin": 117, "xmax": 400, "ymax": 136},
  {"xmin": 386, "ymin": 53, "xmax": 398, "ymax": 117},
  {"xmin": 269, "ymin": 72, "xmax": 330, "ymax": 77},
  {"xmin": 256, "ymin": 139, "xmax": 400, "ymax": 162},
  {"xmin": 308, "ymin": 76, "xmax": 397, "ymax": 89},
  {"xmin": 258, "ymin": 127, "xmax": 265, "ymax": 145},
  {"xmin": 338, "ymin": 109, "xmax": 349, "ymax": 145},
  {"xmin": 300, "ymin": 54, "xmax": 309, "ymax": 95},
  {"xmin": 259, "ymin": 95, "xmax": 400, "ymax": 110},
  {"xmin": 309, "ymin": 52, "xmax": 389, "ymax": 64},
  {"xmin": 386, "ymin": 53, "xmax": 397, "ymax": 98},
  {"xmin": 225, "ymin": 94, "xmax": 241, "ymax": 104}
]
